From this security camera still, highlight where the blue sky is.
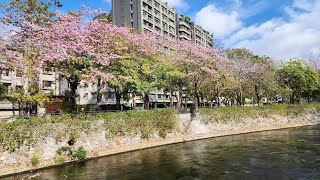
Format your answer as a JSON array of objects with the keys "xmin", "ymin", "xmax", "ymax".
[
  {"xmin": 57, "ymin": 0, "xmax": 291, "ymax": 28},
  {"xmin": 2, "ymin": 0, "xmax": 320, "ymax": 60}
]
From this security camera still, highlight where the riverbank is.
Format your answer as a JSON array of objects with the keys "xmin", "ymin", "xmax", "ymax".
[{"xmin": 1, "ymin": 104, "xmax": 320, "ymax": 177}]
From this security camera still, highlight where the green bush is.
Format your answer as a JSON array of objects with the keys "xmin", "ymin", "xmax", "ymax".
[
  {"xmin": 72, "ymin": 147, "xmax": 87, "ymax": 161},
  {"xmin": 56, "ymin": 146, "xmax": 71, "ymax": 155},
  {"xmin": 54, "ymin": 156, "xmax": 65, "ymax": 164},
  {"xmin": 31, "ymin": 152, "xmax": 41, "ymax": 166}
]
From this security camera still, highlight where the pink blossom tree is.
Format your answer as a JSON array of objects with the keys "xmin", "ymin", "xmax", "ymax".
[
  {"xmin": 165, "ymin": 39, "xmax": 225, "ymax": 110},
  {"xmin": 4, "ymin": 7, "xmax": 151, "ymax": 113},
  {"xmin": 226, "ymin": 48, "xmax": 277, "ymax": 106}
]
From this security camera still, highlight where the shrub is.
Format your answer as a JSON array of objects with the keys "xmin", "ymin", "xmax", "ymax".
[
  {"xmin": 72, "ymin": 147, "xmax": 87, "ymax": 161},
  {"xmin": 56, "ymin": 146, "xmax": 71, "ymax": 155},
  {"xmin": 54, "ymin": 156, "xmax": 65, "ymax": 164},
  {"xmin": 31, "ymin": 152, "xmax": 41, "ymax": 166}
]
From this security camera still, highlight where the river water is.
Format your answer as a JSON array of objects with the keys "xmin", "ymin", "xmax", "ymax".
[{"xmin": 6, "ymin": 125, "xmax": 320, "ymax": 180}]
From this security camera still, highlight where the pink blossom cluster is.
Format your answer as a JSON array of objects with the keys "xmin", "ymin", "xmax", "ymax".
[{"xmin": 2, "ymin": 8, "xmax": 153, "ymax": 82}]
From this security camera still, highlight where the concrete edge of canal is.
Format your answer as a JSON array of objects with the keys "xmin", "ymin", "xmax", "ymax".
[{"xmin": 1, "ymin": 113, "xmax": 320, "ymax": 177}]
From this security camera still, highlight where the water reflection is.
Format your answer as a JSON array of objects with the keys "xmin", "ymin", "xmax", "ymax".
[{"xmin": 5, "ymin": 125, "xmax": 320, "ymax": 180}]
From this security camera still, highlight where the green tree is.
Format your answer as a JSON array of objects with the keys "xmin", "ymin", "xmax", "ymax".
[
  {"xmin": 0, "ymin": 83, "xmax": 8, "ymax": 99},
  {"xmin": 1, "ymin": 0, "xmax": 63, "ymax": 115},
  {"xmin": 154, "ymin": 56, "xmax": 188, "ymax": 110},
  {"xmin": 278, "ymin": 59, "xmax": 319, "ymax": 103},
  {"xmin": 0, "ymin": 0, "xmax": 62, "ymax": 27},
  {"xmin": 226, "ymin": 48, "xmax": 277, "ymax": 106}
]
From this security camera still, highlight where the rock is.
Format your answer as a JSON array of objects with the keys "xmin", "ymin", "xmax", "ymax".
[
  {"xmin": 6, "ymin": 157, "xmax": 17, "ymax": 164},
  {"xmin": 16, "ymin": 155, "xmax": 29, "ymax": 162}
]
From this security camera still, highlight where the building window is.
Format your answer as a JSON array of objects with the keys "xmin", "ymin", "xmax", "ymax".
[
  {"xmin": 1, "ymin": 68, "xmax": 10, "ymax": 76},
  {"xmin": 144, "ymin": 28, "xmax": 152, "ymax": 34},
  {"xmin": 155, "ymin": 1, "xmax": 160, "ymax": 8},
  {"xmin": 154, "ymin": 9, "xmax": 160, "ymax": 16},
  {"xmin": 155, "ymin": 17, "xmax": 160, "ymax": 24},
  {"xmin": 43, "ymin": 81, "xmax": 52, "ymax": 89},
  {"xmin": 43, "ymin": 67, "xmax": 53, "ymax": 74},
  {"xmin": 150, "ymin": 94, "xmax": 156, "ymax": 100},
  {"xmin": 162, "ymin": 14, "xmax": 167, "ymax": 21},
  {"xmin": 2, "ymin": 83, "xmax": 10, "ymax": 94},
  {"xmin": 155, "ymin": 26, "xmax": 161, "ymax": 33},
  {"xmin": 16, "ymin": 70, "xmax": 23, "ymax": 77},
  {"xmin": 162, "ymin": 6, "xmax": 167, "ymax": 13},
  {"xmin": 157, "ymin": 94, "xmax": 162, "ymax": 99}
]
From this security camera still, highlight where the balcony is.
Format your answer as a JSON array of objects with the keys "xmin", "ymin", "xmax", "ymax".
[
  {"xmin": 180, "ymin": 35, "xmax": 191, "ymax": 41},
  {"xmin": 0, "ymin": 74, "xmax": 12, "ymax": 82},
  {"xmin": 179, "ymin": 27, "xmax": 191, "ymax": 34},
  {"xmin": 143, "ymin": 3, "xmax": 153, "ymax": 13},
  {"xmin": 179, "ymin": 20, "xmax": 190, "ymax": 28}
]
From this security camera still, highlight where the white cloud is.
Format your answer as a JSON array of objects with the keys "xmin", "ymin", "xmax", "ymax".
[
  {"xmin": 224, "ymin": 0, "xmax": 320, "ymax": 60},
  {"xmin": 161, "ymin": 0, "xmax": 189, "ymax": 12},
  {"xmin": 194, "ymin": 4, "xmax": 242, "ymax": 39}
]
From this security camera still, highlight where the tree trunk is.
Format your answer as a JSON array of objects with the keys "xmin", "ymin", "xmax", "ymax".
[
  {"xmin": 216, "ymin": 86, "xmax": 221, "ymax": 107},
  {"xmin": 96, "ymin": 78, "xmax": 104, "ymax": 111},
  {"xmin": 193, "ymin": 96, "xmax": 198, "ymax": 110},
  {"xmin": 184, "ymin": 96, "xmax": 188, "ymax": 112},
  {"xmin": 240, "ymin": 90, "xmax": 244, "ymax": 106},
  {"xmin": 12, "ymin": 102, "xmax": 15, "ymax": 117},
  {"xmin": 18, "ymin": 102, "xmax": 22, "ymax": 116},
  {"xmin": 178, "ymin": 91, "xmax": 182, "ymax": 112},
  {"xmin": 132, "ymin": 91, "xmax": 136, "ymax": 110},
  {"xmin": 170, "ymin": 91, "xmax": 174, "ymax": 108},
  {"xmin": 255, "ymin": 85, "xmax": 261, "ymax": 106},
  {"xmin": 290, "ymin": 91, "xmax": 295, "ymax": 104},
  {"xmin": 69, "ymin": 80, "xmax": 79, "ymax": 115},
  {"xmin": 144, "ymin": 92, "xmax": 150, "ymax": 110},
  {"xmin": 236, "ymin": 89, "xmax": 244, "ymax": 106},
  {"xmin": 115, "ymin": 89, "xmax": 121, "ymax": 110}
]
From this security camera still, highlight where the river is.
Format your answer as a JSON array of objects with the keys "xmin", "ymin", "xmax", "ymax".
[{"xmin": 5, "ymin": 125, "xmax": 320, "ymax": 180}]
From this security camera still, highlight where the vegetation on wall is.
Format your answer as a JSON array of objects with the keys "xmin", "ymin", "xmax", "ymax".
[
  {"xmin": 200, "ymin": 104, "xmax": 320, "ymax": 123},
  {"xmin": 0, "ymin": 109, "xmax": 177, "ymax": 152}
]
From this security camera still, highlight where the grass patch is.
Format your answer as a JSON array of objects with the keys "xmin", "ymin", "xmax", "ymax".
[
  {"xmin": 31, "ymin": 152, "xmax": 41, "ymax": 166},
  {"xmin": 54, "ymin": 156, "xmax": 65, "ymax": 164}
]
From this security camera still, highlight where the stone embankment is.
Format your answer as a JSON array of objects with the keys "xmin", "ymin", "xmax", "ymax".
[{"xmin": 0, "ymin": 110, "xmax": 319, "ymax": 177}]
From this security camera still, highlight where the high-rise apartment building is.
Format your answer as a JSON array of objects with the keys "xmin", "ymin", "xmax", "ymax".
[
  {"xmin": 111, "ymin": 0, "xmax": 214, "ymax": 109},
  {"xmin": 112, "ymin": 0, "xmax": 176, "ymax": 39},
  {"xmin": 111, "ymin": 0, "xmax": 213, "ymax": 48}
]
